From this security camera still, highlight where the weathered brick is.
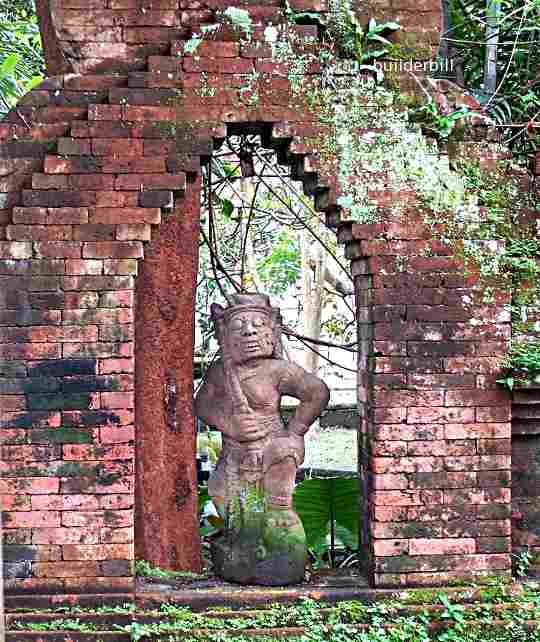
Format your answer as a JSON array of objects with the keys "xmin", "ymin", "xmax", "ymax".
[
  {"xmin": 96, "ymin": 191, "xmax": 139, "ymax": 207},
  {"xmin": 33, "ymin": 561, "xmax": 99, "ymax": 577},
  {"xmin": 64, "ymin": 291, "xmax": 99, "ymax": 308},
  {"xmin": 373, "ymin": 423, "xmax": 444, "ymax": 441},
  {"xmin": 0, "ymin": 411, "xmax": 61, "ymax": 430},
  {"xmin": 0, "ymin": 343, "xmax": 61, "ymax": 360},
  {"xmin": 27, "ymin": 392, "xmax": 94, "ymax": 411},
  {"xmin": 57, "ymin": 138, "xmax": 91, "ymax": 155},
  {"xmin": 68, "ymin": 174, "xmax": 116, "ymax": 190},
  {"xmin": 24, "ymin": 189, "xmax": 97, "ymax": 208},
  {"xmin": 99, "ymin": 290, "xmax": 134, "ymax": 307},
  {"xmin": 407, "ymin": 407, "xmax": 474, "ymax": 424},
  {"xmin": 3, "ymin": 511, "xmax": 60, "ymax": 528},
  {"xmin": 476, "ymin": 406, "xmax": 511, "ymax": 422},
  {"xmin": 375, "ymin": 553, "xmax": 511, "ymax": 574},
  {"xmin": 138, "ymin": 190, "xmax": 173, "ymax": 209},
  {"xmin": 63, "ymin": 308, "xmax": 132, "ymax": 325},
  {"xmin": 124, "ymin": 26, "xmax": 183, "ymax": 42},
  {"xmin": 32, "ymin": 174, "xmax": 69, "ymax": 190},
  {"xmin": 99, "ymin": 425, "xmax": 135, "ymax": 444},
  {"xmin": 100, "ymin": 392, "xmax": 134, "ymax": 409},
  {"xmin": 409, "ymin": 472, "xmax": 477, "ymax": 489},
  {"xmin": 0, "ymin": 477, "xmax": 59, "ymax": 494},
  {"xmin": 28, "ymin": 359, "xmax": 96, "ymax": 378},
  {"xmin": 62, "ymin": 543, "xmax": 133, "ymax": 560},
  {"xmin": 61, "ymin": 508, "xmax": 132, "ymax": 527},
  {"xmin": 89, "ymin": 207, "xmax": 161, "ymax": 224},
  {"xmin": 7, "ymin": 225, "xmax": 73, "ymax": 241},
  {"xmin": 0, "ymin": 242, "xmax": 32, "ymax": 259},
  {"xmin": 99, "ymin": 324, "xmax": 134, "ymax": 342},
  {"xmin": 73, "ymin": 224, "xmax": 117, "ymax": 242},
  {"xmin": 183, "ymin": 57, "xmax": 253, "ymax": 74},
  {"xmin": 99, "ymin": 358, "xmax": 134, "ymax": 374},
  {"xmin": 373, "ymin": 539, "xmax": 409, "ymax": 556},
  {"xmin": 92, "ymin": 139, "xmax": 144, "ymax": 156},
  {"xmin": 444, "ymin": 488, "xmax": 510, "ymax": 505},
  {"xmin": 372, "ymin": 457, "xmax": 443, "ymax": 474},
  {"xmin": 47, "ymin": 208, "xmax": 90, "ymax": 224},
  {"xmin": 103, "ymin": 259, "xmax": 138, "ymax": 275},
  {"xmin": 82, "ymin": 242, "xmax": 143, "ymax": 259},
  {"xmin": 116, "ymin": 224, "xmax": 151, "ymax": 241},
  {"xmin": 408, "ymin": 538, "xmax": 476, "ymax": 556},
  {"xmin": 62, "ymin": 409, "xmax": 133, "ymax": 427},
  {"xmin": 65, "ymin": 259, "xmax": 103, "ymax": 275},
  {"xmin": 87, "ymin": 105, "xmax": 123, "ymax": 120},
  {"xmin": 372, "ymin": 490, "xmax": 443, "ymax": 506},
  {"xmin": 63, "ymin": 342, "xmax": 133, "ymax": 358},
  {"xmin": 407, "ymin": 440, "xmax": 474, "ymax": 457},
  {"xmin": 31, "ymin": 494, "xmax": 98, "ymax": 511},
  {"xmin": 32, "ymin": 527, "xmax": 100, "ymax": 544},
  {"xmin": 444, "ymin": 422, "xmax": 510, "ymax": 439},
  {"xmin": 62, "ymin": 374, "xmax": 133, "ymax": 393},
  {"xmin": 476, "ymin": 537, "xmax": 511, "ymax": 553},
  {"xmin": 114, "ymin": 173, "xmax": 186, "ymax": 191},
  {"xmin": 34, "ymin": 242, "xmax": 82, "ymax": 258}
]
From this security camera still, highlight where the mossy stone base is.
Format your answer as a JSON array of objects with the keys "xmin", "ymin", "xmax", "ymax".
[{"xmin": 211, "ymin": 509, "xmax": 307, "ymax": 586}]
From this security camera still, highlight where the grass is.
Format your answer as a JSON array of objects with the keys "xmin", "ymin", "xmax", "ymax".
[{"xmin": 303, "ymin": 426, "xmax": 357, "ymax": 471}]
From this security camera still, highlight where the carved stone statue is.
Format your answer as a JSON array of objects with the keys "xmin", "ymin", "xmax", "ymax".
[{"xmin": 194, "ymin": 293, "xmax": 330, "ymax": 585}]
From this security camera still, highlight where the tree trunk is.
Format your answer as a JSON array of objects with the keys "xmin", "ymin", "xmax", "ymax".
[
  {"xmin": 484, "ymin": 0, "xmax": 500, "ymax": 96},
  {"xmin": 300, "ymin": 228, "xmax": 326, "ymax": 374},
  {"xmin": 34, "ymin": 0, "xmax": 73, "ymax": 76}
]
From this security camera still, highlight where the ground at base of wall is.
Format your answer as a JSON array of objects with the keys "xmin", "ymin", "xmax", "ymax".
[{"xmin": 5, "ymin": 579, "xmax": 540, "ymax": 641}]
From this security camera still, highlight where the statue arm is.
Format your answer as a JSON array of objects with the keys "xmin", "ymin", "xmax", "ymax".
[
  {"xmin": 194, "ymin": 363, "xmax": 230, "ymax": 430},
  {"xmin": 277, "ymin": 362, "xmax": 330, "ymax": 436}
]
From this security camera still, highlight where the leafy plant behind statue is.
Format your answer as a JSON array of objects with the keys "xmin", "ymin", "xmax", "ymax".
[{"xmin": 293, "ymin": 476, "xmax": 361, "ymax": 568}]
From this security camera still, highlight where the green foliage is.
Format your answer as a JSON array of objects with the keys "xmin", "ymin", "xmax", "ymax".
[
  {"xmin": 13, "ymin": 618, "xmax": 99, "ymax": 632},
  {"xmin": 513, "ymin": 550, "xmax": 533, "ymax": 577},
  {"xmin": 220, "ymin": 7, "xmax": 253, "ymax": 37},
  {"xmin": 293, "ymin": 476, "xmax": 360, "ymax": 566},
  {"xmin": 498, "ymin": 341, "xmax": 540, "ymax": 389},
  {"xmin": 448, "ymin": 0, "xmax": 540, "ymax": 158},
  {"xmin": 322, "ymin": 0, "xmax": 400, "ymax": 68},
  {"xmin": 0, "ymin": 1, "xmax": 44, "ymax": 114},
  {"xmin": 256, "ymin": 231, "xmax": 301, "ymax": 295},
  {"xmin": 134, "ymin": 559, "xmax": 204, "ymax": 581},
  {"xmin": 14, "ymin": 586, "xmax": 540, "ymax": 642},
  {"xmin": 409, "ymin": 102, "xmax": 474, "ymax": 139}
]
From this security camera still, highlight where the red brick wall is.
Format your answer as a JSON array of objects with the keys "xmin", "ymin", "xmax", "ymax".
[
  {"xmin": 340, "ymin": 216, "xmax": 512, "ymax": 586},
  {"xmin": 39, "ymin": 0, "xmax": 443, "ymax": 75},
  {"xmin": 0, "ymin": 0, "xmax": 513, "ymax": 595}
]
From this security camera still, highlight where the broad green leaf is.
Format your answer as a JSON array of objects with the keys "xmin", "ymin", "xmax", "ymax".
[
  {"xmin": 0, "ymin": 53, "xmax": 20, "ymax": 79},
  {"xmin": 293, "ymin": 477, "xmax": 361, "ymax": 551}
]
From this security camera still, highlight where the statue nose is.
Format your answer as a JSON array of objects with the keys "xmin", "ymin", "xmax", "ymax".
[{"xmin": 242, "ymin": 321, "xmax": 257, "ymax": 336}]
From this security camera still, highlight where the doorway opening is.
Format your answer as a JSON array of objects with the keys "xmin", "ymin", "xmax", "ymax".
[{"xmin": 195, "ymin": 128, "xmax": 363, "ymax": 575}]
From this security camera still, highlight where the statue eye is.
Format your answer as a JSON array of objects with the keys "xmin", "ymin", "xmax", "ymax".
[
  {"xmin": 230, "ymin": 319, "xmax": 243, "ymax": 331},
  {"xmin": 253, "ymin": 317, "xmax": 265, "ymax": 327}
]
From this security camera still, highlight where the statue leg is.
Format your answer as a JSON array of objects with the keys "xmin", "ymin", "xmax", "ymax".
[{"xmin": 264, "ymin": 456, "xmax": 301, "ymax": 528}]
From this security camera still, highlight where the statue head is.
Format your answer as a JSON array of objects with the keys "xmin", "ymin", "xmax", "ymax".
[{"xmin": 211, "ymin": 293, "xmax": 282, "ymax": 365}]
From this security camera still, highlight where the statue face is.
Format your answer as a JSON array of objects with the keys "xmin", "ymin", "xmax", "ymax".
[{"xmin": 227, "ymin": 310, "xmax": 274, "ymax": 363}]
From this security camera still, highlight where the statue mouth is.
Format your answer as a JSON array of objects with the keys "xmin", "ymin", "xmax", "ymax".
[{"xmin": 242, "ymin": 341, "xmax": 261, "ymax": 352}]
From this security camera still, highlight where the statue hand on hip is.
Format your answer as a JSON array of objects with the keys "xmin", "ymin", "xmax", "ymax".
[{"xmin": 231, "ymin": 412, "xmax": 268, "ymax": 442}]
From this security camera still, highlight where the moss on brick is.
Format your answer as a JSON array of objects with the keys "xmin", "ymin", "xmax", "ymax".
[{"xmin": 30, "ymin": 428, "xmax": 94, "ymax": 444}]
